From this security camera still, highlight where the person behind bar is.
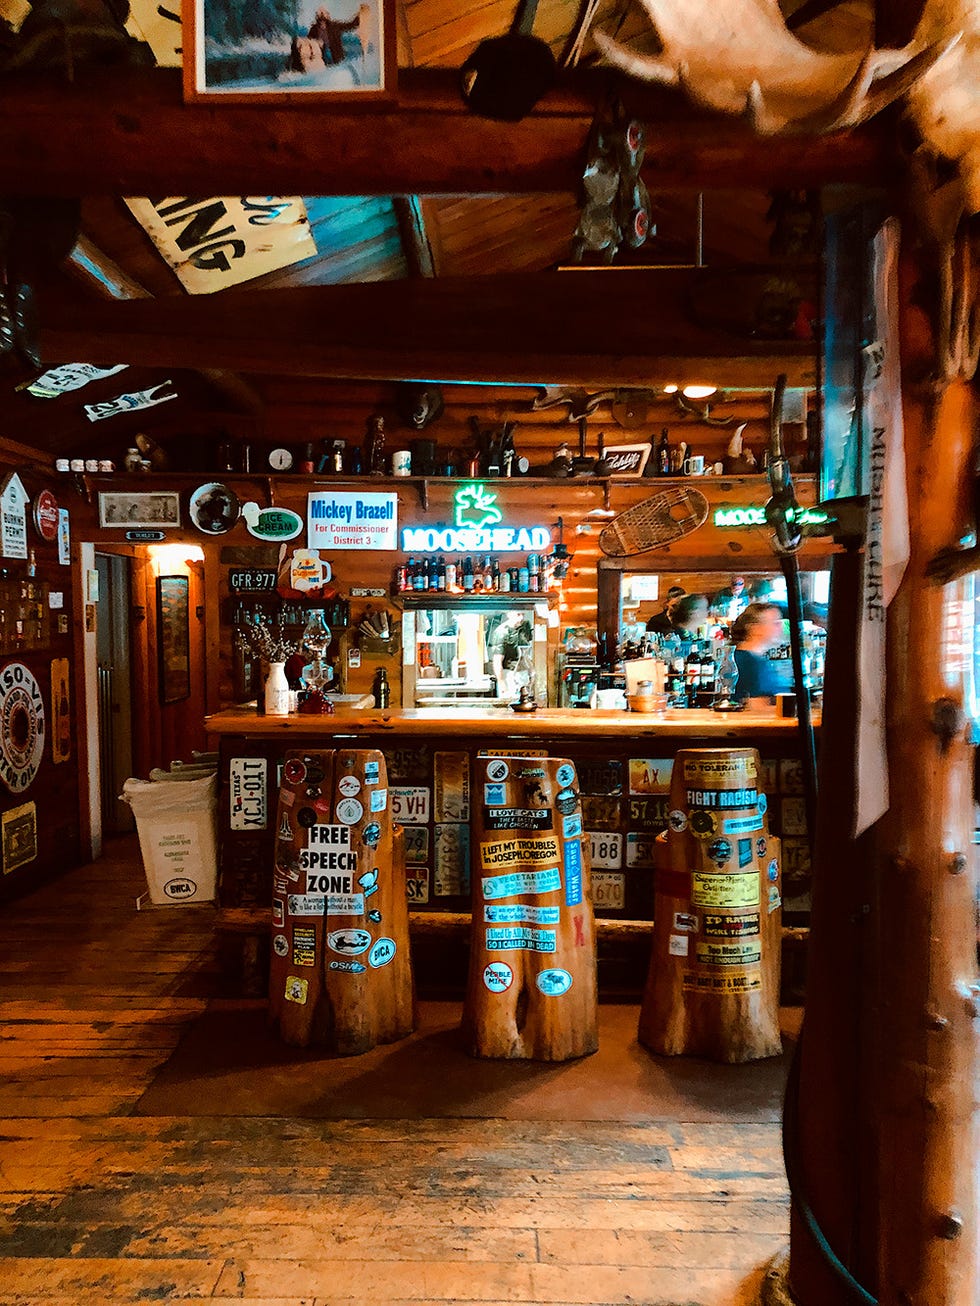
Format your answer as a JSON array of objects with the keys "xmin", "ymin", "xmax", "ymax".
[
  {"xmin": 731, "ymin": 602, "xmax": 785, "ymax": 710},
  {"xmin": 645, "ymin": 585, "xmax": 686, "ymax": 636},
  {"xmin": 487, "ymin": 610, "xmax": 531, "ymax": 700}
]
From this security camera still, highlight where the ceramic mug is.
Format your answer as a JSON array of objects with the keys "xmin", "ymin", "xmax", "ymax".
[
  {"xmin": 683, "ymin": 455, "xmax": 705, "ymax": 476},
  {"xmin": 391, "ymin": 450, "xmax": 412, "ymax": 477}
]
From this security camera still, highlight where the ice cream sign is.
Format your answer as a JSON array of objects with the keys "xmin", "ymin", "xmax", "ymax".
[
  {"xmin": 401, "ymin": 484, "xmax": 551, "ymax": 554},
  {"xmin": 308, "ymin": 491, "xmax": 398, "ymax": 550}
]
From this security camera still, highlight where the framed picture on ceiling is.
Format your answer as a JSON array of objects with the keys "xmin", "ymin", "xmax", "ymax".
[
  {"xmin": 157, "ymin": 576, "xmax": 191, "ymax": 705},
  {"xmin": 182, "ymin": 0, "xmax": 396, "ymax": 103}
]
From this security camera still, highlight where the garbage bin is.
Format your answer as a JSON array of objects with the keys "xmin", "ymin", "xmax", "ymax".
[{"xmin": 121, "ymin": 773, "xmax": 218, "ymax": 905}]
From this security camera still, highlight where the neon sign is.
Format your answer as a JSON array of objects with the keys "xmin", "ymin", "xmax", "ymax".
[
  {"xmin": 713, "ymin": 505, "xmax": 830, "ymax": 529},
  {"xmin": 401, "ymin": 483, "xmax": 552, "ymax": 554}
]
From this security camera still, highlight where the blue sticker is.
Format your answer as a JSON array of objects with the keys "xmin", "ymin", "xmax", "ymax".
[
  {"xmin": 768, "ymin": 858, "xmax": 779, "ymax": 882},
  {"xmin": 737, "ymin": 837, "xmax": 753, "ymax": 867},
  {"xmin": 562, "ymin": 813, "xmax": 582, "ymax": 840},
  {"xmin": 364, "ymin": 760, "xmax": 380, "ymax": 785},
  {"xmin": 484, "ymin": 783, "xmax": 507, "ymax": 806},
  {"xmin": 368, "ymin": 937, "xmax": 396, "ymax": 968},
  {"xmin": 362, "ymin": 822, "xmax": 381, "ymax": 848},
  {"xmin": 564, "ymin": 836, "xmax": 582, "ymax": 906},
  {"xmin": 757, "ymin": 792, "xmax": 768, "ymax": 815},
  {"xmin": 555, "ymin": 763, "xmax": 576, "ymax": 788},
  {"xmin": 536, "ymin": 968, "xmax": 573, "ymax": 996},
  {"xmin": 370, "ymin": 788, "xmax": 387, "ymax": 812}
]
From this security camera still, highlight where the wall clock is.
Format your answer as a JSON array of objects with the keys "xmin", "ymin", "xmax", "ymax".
[{"xmin": 268, "ymin": 447, "xmax": 294, "ymax": 472}]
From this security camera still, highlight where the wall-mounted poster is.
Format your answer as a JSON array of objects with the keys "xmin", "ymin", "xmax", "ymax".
[
  {"xmin": 99, "ymin": 492, "xmax": 180, "ymax": 529},
  {"xmin": 0, "ymin": 473, "xmax": 28, "ymax": 559},
  {"xmin": 2, "ymin": 801, "xmax": 37, "ymax": 874},
  {"xmin": 157, "ymin": 576, "xmax": 191, "ymax": 705},
  {"xmin": 50, "ymin": 658, "xmax": 71, "ymax": 764}
]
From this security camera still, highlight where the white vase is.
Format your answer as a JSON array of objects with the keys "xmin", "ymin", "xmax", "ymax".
[{"xmin": 264, "ymin": 661, "xmax": 291, "ymax": 716}]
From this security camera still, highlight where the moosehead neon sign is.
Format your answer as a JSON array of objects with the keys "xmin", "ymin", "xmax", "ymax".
[{"xmin": 401, "ymin": 483, "xmax": 551, "ymax": 553}]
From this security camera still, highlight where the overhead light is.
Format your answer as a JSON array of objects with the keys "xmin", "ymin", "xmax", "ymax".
[
  {"xmin": 663, "ymin": 384, "xmax": 678, "ymax": 394},
  {"xmin": 682, "ymin": 384, "xmax": 717, "ymax": 399}
]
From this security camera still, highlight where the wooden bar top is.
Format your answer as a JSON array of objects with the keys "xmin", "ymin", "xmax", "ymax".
[{"xmin": 206, "ymin": 704, "xmax": 818, "ymax": 740}]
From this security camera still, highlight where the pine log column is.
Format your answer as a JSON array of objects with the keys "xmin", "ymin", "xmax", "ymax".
[
  {"xmin": 638, "ymin": 748, "xmax": 782, "ymax": 1063},
  {"xmin": 267, "ymin": 748, "xmax": 415, "ymax": 1053},
  {"xmin": 462, "ymin": 756, "xmax": 598, "ymax": 1061},
  {"xmin": 869, "ymin": 247, "xmax": 980, "ymax": 1305}
]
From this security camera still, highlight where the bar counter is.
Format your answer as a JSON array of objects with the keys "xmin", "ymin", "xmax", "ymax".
[
  {"xmin": 206, "ymin": 703, "xmax": 816, "ymax": 740},
  {"xmin": 206, "ymin": 702, "xmax": 816, "ymax": 998}
]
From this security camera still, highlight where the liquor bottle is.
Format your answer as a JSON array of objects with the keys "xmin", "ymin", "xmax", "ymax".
[
  {"xmin": 445, "ymin": 558, "xmax": 457, "ymax": 591},
  {"xmin": 373, "ymin": 667, "xmax": 390, "ymax": 709},
  {"xmin": 500, "ymin": 566, "xmax": 511, "ymax": 593},
  {"xmin": 462, "ymin": 556, "xmax": 475, "ymax": 592},
  {"xmin": 483, "ymin": 556, "xmax": 494, "ymax": 591},
  {"xmin": 517, "ymin": 564, "xmax": 530, "ymax": 593},
  {"xmin": 657, "ymin": 429, "xmax": 671, "ymax": 476},
  {"xmin": 436, "ymin": 555, "xmax": 446, "ymax": 591},
  {"xmin": 396, "ymin": 562, "xmax": 409, "ymax": 593},
  {"xmin": 298, "ymin": 443, "xmax": 315, "ymax": 475},
  {"xmin": 491, "ymin": 557, "xmax": 500, "ymax": 590},
  {"xmin": 413, "ymin": 558, "xmax": 426, "ymax": 591},
  {"xmin": 527, "ymin": 553, "xmax": 540, "ymax": 593}
]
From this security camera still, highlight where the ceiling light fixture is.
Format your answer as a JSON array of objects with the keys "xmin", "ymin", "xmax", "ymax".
[{"xmin": 681, "ymin": 384, "xmax": 717, "ymax": 399}]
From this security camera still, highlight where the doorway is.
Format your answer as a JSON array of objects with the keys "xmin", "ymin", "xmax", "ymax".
[{"xmin": 96, "ymin": 552, "xmax": 135, "ymax": 834}]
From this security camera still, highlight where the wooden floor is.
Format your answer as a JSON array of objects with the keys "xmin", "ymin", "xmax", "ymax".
[{"xmin": 0, "ymin": 836, "xmax": 791, "ymax": 1306}]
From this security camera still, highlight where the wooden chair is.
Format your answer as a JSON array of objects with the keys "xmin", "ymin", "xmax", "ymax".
[
  {"xmin": 639, "ymin": 747, "xmax": 782, "ymax": 1063},
  {"xmin": 267, "ymin": 747, "xmax": 415, "ymax": 1053},
  {"xmin": 462, "ymin": 755, "xmax": 598, "ymax": 1061}
]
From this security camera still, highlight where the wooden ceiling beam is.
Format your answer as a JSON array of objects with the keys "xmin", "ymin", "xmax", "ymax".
[
  {"xmin": 2, "ymin": 66, "xmax": 893, "ymax": 197},
  {"xmin": 38, "ymin": 272, "xmax": 817, "ymax": 388}
]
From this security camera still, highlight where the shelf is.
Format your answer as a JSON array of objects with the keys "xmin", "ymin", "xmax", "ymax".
[{"xmin": 395, "ymin": 593, "xmax": 557, "ymax": 611}]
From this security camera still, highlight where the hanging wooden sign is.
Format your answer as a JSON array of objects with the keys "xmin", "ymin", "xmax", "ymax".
[{"xmin": 124, "ymin": 197, "xmax": 317, "ymax": 294}]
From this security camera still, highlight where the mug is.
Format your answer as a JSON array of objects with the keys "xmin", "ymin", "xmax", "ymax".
[
  {"xmin": 683, "ymin": 455, "xmax": 705, "ymax": 476},
  {"xmin": 391, "ymin": 450, "xmax": 412, "ymax": 477},
  {"xmin": 776, "ymin": 692, "xmax": 798, "ymax": 718}
]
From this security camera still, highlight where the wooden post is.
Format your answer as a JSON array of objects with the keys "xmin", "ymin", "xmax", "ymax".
[
  {"xmin": 462, "ymin": 755, "xmax": 598, "ymax": 1061},
  {"xmin": 871, "ymin": 248, "xmax": 979, "ymax": 1305},
  {"xmin": 267, "ymin": 747, "xmax": 415, "ymax": 1054},
  {"xmin": 639, "ymin": 747, "xmax": 782, "ymax": 1063}
]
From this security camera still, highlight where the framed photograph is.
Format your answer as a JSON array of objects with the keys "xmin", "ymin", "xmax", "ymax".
[
  {"xmin": 157, "ymin": 576, "xmax": 191, "ymax": 705},
  {"xmin": 601, "ymin": 443, "xmax": 651, "ymax": 478},
  {"xmin": 182, "ymin": 0, "xmax": 396, "ymax": 103},
  {"xmin": 99, "ymin": 492, "xmax": 181, "ymax": 529}
]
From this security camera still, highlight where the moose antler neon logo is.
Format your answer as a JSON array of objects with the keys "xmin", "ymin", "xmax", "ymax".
[
  {"xmin": 454, "ymin": 483, "xmax": 503, "ymax": 530},
  {"xmin": 401, "ymin": 482, "xmax": 551, "ymax": 554}
]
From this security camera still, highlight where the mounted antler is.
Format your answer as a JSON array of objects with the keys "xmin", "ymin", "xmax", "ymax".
[{"xmin": 593, "ymin": 0, "xmax": 956, "ymax": 135}]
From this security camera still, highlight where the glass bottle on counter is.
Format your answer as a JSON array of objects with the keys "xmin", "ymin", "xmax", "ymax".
[
  {"xmin": 462, "ymin": 556, "xmax": 475, "ymax": 592},
  {"xmin": 712, "ymin": 642, "xmax": 741, "ymax": 711}
]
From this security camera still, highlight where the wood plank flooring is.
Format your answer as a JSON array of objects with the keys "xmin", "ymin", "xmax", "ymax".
[{"xmin": 0, "ymin": 836, "xmax": 791, "ymax": 1305}]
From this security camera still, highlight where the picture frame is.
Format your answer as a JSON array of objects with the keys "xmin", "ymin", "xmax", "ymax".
[
  {"xmin": 157, "ymin": 576, "xmax": 191, "ymax": 705},
  {"xmin": 601, "ymin": 443, "xmax": 652, "ymax": 478},
  {"xmin": 99, "ymin": 491, "xmax": 181, "ymax": 529},
  {"xmin": 182, "ymin": 0, "xmax": 396, "ymax": 103}
]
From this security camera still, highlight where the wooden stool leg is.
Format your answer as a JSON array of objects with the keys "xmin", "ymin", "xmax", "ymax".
[
  {"xmin": 638, "ymin": 747, "xmax": 782, "ymax": 1063},
  {"xmin": 462, "ymin": 755, "xmax": 598, "ymax": 1061},
  {"xmin": 268, "ymin": 748, "xmax": 415, "ymax": 1053}
]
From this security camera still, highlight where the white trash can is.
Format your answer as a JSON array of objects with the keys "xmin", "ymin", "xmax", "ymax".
[{"xmin": 121, "ymin": 773, "xmax": 218, "ymax": 905}]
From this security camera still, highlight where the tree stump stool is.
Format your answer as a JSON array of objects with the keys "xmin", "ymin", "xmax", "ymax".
[
  {"xmin": 639, "ymin": 747, "xmax": 782, "ymax": 1062},
  {"xmin": 462, "ymin": 755, "xmax": 598, "ymax": 1061},
  {"xmin": 267, "ymin": 747, "xmax": 415, "ymax": 1053}
]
